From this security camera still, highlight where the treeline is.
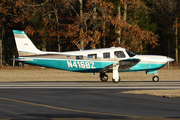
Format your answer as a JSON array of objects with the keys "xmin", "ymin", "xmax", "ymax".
[{"xmin": 0, "ymin": 0, "xmax": 179, "ymax": 66}]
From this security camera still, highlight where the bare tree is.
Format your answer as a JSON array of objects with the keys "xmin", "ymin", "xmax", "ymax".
[
  {"xmin": 0, "ymin": 25, "xmax": 4, "ymax": 67},
  {"xmin": 79, "ymin": 0, "xmax": 84, "ymax": 50},
  {"xmin": 116, "ymin": 3, "xmax": 121, "ymax": 44},
  {"xmin": 150, "ymin": 0, "xmax": 180, "ymax": 62}
]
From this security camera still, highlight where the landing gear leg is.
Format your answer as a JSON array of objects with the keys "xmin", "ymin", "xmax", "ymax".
[
  {"xmin": 152, "ymin": 73, "xmax": 159, "ymax": 82},
  {"xmin": 112, "ymin": 64, "xmax": 120, "ymax": 83},
  {"xmin": 100, "ymin": 72, "xmax": 108, "ymax": 82},
  {"xmin": 112, "ymin": 69, "xmax": 120, "ymax": 83}
]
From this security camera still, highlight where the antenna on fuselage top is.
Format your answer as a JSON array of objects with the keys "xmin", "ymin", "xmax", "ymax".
[{"xmin": 74, "ymin": 42, "xmax": 82, "ymax": 51}]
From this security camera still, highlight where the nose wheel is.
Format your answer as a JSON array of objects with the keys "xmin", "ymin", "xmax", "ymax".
[
  {"xmin": 152, "ymin": 73, "xmax": 159, "ymax": 82},
  {"xmin": 152, "ymin": 76, "xmax": 159, "ymax": 82}
]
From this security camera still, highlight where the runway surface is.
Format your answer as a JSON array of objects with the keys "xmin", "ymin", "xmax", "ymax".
[
  {"xmin": 0, "ymin": 81, "xmax": 180, "ymax": 89},
  {"xmin": 0, "ymin": 81, "xmax": 180, "ymax": 120}
]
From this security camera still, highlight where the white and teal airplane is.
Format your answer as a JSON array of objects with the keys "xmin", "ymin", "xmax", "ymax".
[{"xmin": 12, "ymin": 30, "xmax": 174, "ymax": 83}]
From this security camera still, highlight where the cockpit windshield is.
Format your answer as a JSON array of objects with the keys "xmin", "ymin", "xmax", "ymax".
[{"xmin": 126, "ymin": 50, "xmax": 136, "ymax": 57}]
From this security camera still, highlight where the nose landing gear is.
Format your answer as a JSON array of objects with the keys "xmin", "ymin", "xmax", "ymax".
[{"xmin": 152, "ymin": 73, "xmax": 159, "ymax": 82}]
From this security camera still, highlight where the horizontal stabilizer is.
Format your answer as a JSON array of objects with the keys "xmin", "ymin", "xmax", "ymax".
[{"xmin": 10, "ymin": 58, "xmax": 34, "ymax": 61}]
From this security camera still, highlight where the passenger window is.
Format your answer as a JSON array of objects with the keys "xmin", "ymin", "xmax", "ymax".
[
  {"xmin": 88, "ymin": 54, "xmax": 97, "ymax": 59},
  {"xmin": 114, "ymin": 51, "xmax": 126, "ymax": 58},
  {"xmin": 76, "ymin": 55, "xmax": 83, "ymax": 60},
  {"xmin": 103, "ymin": 52, "xmax": 110, "ymax": 58}
]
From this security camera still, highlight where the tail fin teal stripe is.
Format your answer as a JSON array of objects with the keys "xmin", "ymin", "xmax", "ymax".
[{"xmin": 13, "ymin": 30, "xmax": 26, "ymax": 35}]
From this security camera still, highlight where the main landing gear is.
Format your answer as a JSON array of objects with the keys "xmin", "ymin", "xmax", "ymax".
[
  {"xmin": 100, "ymin": 72, "xmax": 108, "ymax": 82},
  {"xmin": 112, "ymin": 77, "xmax": 121, "ymax": 83},
  {"xmin": 100, "ymin": 72, "xmax": 121, "ymax": 83},
  {"xmin": 100, "ymin": 64, "xmax": 120, "ymax": 83},
  {"xmin": 152, "ymin": 73, "xmax": 159, "ymax": 82}
]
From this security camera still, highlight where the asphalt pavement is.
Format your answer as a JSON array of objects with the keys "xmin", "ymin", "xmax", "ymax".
[{"xmin": 0, "ymin": 82, "xmax": 180, "ymax": 120}]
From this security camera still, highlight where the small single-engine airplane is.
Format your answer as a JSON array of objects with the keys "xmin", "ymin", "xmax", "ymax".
[{"xmin": 12, "ymin": 30, "xmax": 174, "ymax": 83}]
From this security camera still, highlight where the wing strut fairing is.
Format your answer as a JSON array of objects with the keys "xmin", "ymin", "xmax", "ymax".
[{"xmin": 99, "ymin": 58, "xmax": 140, "ymax": 73}]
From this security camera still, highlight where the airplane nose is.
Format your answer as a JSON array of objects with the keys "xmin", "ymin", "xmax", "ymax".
[{"xmin": 167, "ymin": 57, "xmax": 174, "ymax": 62}]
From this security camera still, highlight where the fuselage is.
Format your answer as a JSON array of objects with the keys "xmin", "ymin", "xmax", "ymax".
[{"xmin": 19, "ymin": 47, "xmax": 172, "ymax": 73}]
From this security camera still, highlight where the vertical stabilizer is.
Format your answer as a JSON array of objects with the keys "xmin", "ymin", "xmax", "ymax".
[{"xmin": 13, "ymin": 30, "xmax": 42, "ymax": 56}]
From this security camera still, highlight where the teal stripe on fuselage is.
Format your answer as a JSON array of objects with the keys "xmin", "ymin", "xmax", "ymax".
[
  {"xmin": 121, "ymin": 62, "xmax": 165, "ymax": 72},
  {"xmin": 22, "ymin": 58, "xmax": 165, "ymax": 73},
  {"xmin": 148, "ymin": 63, "xmax": 165, "ymax": 70},
  {"xmin": 22, "ymin": 58, "xmax": 116, "ymax": 72}
]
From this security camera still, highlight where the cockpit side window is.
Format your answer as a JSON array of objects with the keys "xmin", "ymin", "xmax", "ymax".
[
  {"xmin": 114, "ymin": 51, "xmax": 126, "ymax": 58},
  {"xmin": 126, "ymin": 50, "xmax": 136, "ymax": 57}
]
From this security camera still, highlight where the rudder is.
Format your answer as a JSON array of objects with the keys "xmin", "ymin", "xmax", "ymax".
[{"xmin": 13, "ymin": 30, "xmax": 42, "ymax": 56}]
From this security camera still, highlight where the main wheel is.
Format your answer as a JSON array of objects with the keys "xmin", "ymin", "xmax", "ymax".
[
  {"xmin": 112, "ymin": 77, "xmax": 121, "ymax": 83},
  {"xmin": 152, "ymin": 76, "xmax": 159, "ymax": 82},
  {"xmin": 100, "ymin": 74, "xmax": 108, "ymax": 82}
]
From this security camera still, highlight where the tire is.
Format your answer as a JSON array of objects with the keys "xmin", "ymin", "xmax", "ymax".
[
  {"xmin": 112, "ymin": 77, "xmax": 120, "ymax": 83},
  {"xmin": 152, "ymin": 76, "xmax": 159, "ymax": 82},
  {"xmin": 100, "ymin": 74, "xmax": 108, "ymax": 82}
]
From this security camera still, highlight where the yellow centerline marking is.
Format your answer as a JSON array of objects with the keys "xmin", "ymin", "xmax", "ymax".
[
  {"xmin": 0, "ymin": 97, "xmax": 129, "ymax": 117},
  {"xmin": 0, "ymin": 97, "xmax": 173, "ymax": 120}
]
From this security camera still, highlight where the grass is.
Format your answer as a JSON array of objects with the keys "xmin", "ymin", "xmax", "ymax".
[
  {"xmin": 121, "ymin": 89, "xmax": 180, "ymax": 98},
  {"xmin": 0, "ymin": 65, "xmax": 180, "ymax": 98}
]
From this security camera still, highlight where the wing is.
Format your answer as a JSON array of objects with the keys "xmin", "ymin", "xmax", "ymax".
[{"xmin": 99, "ymin": 58, "xmax": 140, "ymax": 73}]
